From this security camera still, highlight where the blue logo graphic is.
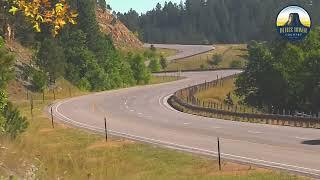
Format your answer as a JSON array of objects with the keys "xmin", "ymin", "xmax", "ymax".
[{"xmin": 276, "ymin": 5, "xmax": 311, "ymax": 41}]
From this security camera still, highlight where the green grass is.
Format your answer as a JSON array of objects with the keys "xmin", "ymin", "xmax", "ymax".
[
  {"xmin": 166, "ymin": 44, "xmax": 248, "ymax": 71},
  {"xmin": 195, "ymin": 78, "xmax": 238, "ymax": 105},
  {"xmin": 149, "ymin": 75, "xmax": 183, "ymax": 85},
  {"xmin": 194, "ymin": 77, "xmax": 260, "ymax": 113},
  {"xmin": 0, "ymin": 79, "xmax": 303, "ymax": 179},
  {"xmin": 154, "ymin": 48, "xmax": 178, "ymax": 58},
  {"xmin": 124, "ymin": 47, "xmax": 178, "ymax": 59}
]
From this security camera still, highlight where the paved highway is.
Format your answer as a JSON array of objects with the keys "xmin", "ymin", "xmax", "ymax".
[
  {"xmin": 143, "ymin": 43, "xmax": 214, "ymax": 61},
  {"xmin": 51, "ymin": 45, "xmax": 320, "ymax": 178}
]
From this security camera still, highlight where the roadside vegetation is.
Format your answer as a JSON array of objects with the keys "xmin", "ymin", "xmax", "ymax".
[
  {"xmin": 195, "ymin": 77, "xmax": 240, "ymax": 106},
  {"xmin": 166, "ymin": 44, "xmax": 247, "ymax": 71},
  {"xmin": 143, "ymin": 46, "xmax": 178, "ymax": 59},
  {"xmin": 236, "ymin": 28, "xmax": 320, "ymax": 113}
]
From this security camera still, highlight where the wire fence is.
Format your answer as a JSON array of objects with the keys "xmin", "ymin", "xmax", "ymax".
[{"xmin": 169, "ymin": 74, "xmax": 320, "ymax": 129}]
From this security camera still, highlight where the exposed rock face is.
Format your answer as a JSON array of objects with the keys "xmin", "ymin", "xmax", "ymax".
[
  {"xmin": 96, "ymin": 8, "xmax": 143, "ymax": 50},
  {"xmin": 285, "ymin": 13, "xmax": 304, "ymax": 27}
]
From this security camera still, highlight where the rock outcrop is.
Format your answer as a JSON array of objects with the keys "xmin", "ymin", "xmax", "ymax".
[{"xmin": 96, "ymin": 8, "xmax": 143, "ymax": 50}]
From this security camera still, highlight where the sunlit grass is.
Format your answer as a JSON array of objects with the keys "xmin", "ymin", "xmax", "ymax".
[
  {"xmin": 166, "ymin": 44, "xmax": 248, "ymax": 71},
  {"xmin": 149, "ymin": 75, "xmax": 183, "ymax": 85}
]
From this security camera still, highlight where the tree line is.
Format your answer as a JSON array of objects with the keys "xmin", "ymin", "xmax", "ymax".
[
  {"xmin": 117, "ymin": 0, "xmax": 319, "ymax": 44},
  {"xmin": 236, "ymin": 28, "xmax": 320, "ymax": 113}
]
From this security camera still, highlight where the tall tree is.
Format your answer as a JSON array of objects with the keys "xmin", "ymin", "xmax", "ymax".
[{"xmin": 36, "ymin": 38, "xmax": 65, "ymax": 84}]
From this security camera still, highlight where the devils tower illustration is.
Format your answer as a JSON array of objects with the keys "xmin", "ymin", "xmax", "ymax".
[
  {"xmin": 276, "ymin": 6, "xmax": 311, "ymax": 41},
  {"xmin": 284, "ymin": 13, "xmax": 305, "ymax": 27}
]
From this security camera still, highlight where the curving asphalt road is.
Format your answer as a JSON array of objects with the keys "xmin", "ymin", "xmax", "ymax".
[
  {"xmin": 143, "ymin": 43, "xmax": 214, "ymax": 61},
  {"xmin": 50, "ymin": 45, "xmax": 320, "ymax": 178}
]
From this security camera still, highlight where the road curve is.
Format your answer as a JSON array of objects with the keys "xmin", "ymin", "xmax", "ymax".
[
  {"xmin": 50, "ymin": 45, "xmax": 320, "ymax": 178},
  {"xmin": 143, "ymin": 43, "xmax": 214, "ymax": 61}
]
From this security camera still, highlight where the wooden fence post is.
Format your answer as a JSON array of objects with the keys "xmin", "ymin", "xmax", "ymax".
[
  {"xmin": 53, "ymin": 88, "xmax": 56, "ymax": 100},
  {"xmin": 104, "ymin": 117, "xmax": 108, "ymax": 142},
  {"xmin": 30, "ymin": 95, "xmax": 33, "ymax": 118},
  {"xmin": 51, "ymin": 106, "xmax": 54, "ymax": 128},
  {"xmin": 217, "ymin": 137, "xmax": 222, "ymax": 171},
  {"xmin": 69, "ymin": 87, "xmax": 72, "ymax": 97}
]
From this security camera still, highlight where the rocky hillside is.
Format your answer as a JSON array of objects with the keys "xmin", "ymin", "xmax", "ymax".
[{"xmin": 96, "ymin": 8, "xmax": 143, "ymax": 50}]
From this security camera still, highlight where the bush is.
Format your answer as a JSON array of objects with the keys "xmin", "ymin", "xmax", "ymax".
[
  {"xmin": 32, "ymin": 69, "xmax": 48, "ymax": 92},
  {"xmin": 200, "ymin": 64, "xmax": 207, "ymax": 70},
  {"xmin": 2, "ymin": 103, "xmax": 28, "ymax": 138},
  {"xmin": 160, "ymin": 55, "xmax": 167, "ymax": 70},
  {"xmin": 224, "ymin": 93, "xmax": 234, "ymax": 106},
  {"xmin": 143, "ymin": 49, "xmax": 156, "ymax": 59},
  {"xmin": 129, "ymin": 54, "xmax": 151, "ymax": 84},
  {"xmin": 208, "ymin": 54, "xmax": 223, "ymax": 66},
  {"xmin": 78, "ymin": 78, "xmax": 91, "ymax": 91},
  {"xmin": 230, "ymin": 60, "xmax": 243, "ymax": 68},
  {"xmin": 150, "ymin": 44, "xmax": 156, "ymax": 52},
  {"xmin": 148, "ymin": 58, "xmax": 161, "ymax": 72}
]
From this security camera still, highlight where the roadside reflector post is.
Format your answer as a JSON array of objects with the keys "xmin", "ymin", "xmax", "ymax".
[
  {"xmin": 51, "ymin": 106, "xmax": 54, "ymax": 128},
  {"xmin": 104, "ymin": 117, "xmax": 108, "ymax": 142},
  {"xmin": 217, "ymin": 137, "xmax": 222, "ymax": 171}
]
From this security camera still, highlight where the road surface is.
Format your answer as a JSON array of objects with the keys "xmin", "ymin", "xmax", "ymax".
[
  {"xmin": 50, "ymin": 45, "xmax": 320, "ymax": 178},
  {"xmin": 143, "ymin": 43, "xmax": 214, "ymax": 61}
]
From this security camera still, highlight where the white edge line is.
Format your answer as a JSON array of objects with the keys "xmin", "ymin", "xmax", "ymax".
[{"xmin": 50, "ymin": 99, "xmax": 320, "ymax": 177}]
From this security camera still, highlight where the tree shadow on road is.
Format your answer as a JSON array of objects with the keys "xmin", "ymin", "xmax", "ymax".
[{"xmin": 301, "ymin": 140, "xmax": 320, "ymax": 145}]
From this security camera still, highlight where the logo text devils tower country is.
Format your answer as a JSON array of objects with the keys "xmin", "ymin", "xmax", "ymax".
[{"xmin": 276, "ymin": 6, "xmax": 311, "ymax": 41}]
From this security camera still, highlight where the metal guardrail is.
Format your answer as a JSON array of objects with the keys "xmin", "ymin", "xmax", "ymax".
[
  {"xmin": 159, "ymin": 68, "xmax": 243, "ymax": 73},
  {"xmin": 169, "ymin": 74, "xmax": 320, "ymax": 129}
]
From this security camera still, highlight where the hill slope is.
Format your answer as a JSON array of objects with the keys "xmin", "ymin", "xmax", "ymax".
[{"xmin": 96, "ymin": 8, "xmax": 143, "ymax": 50}]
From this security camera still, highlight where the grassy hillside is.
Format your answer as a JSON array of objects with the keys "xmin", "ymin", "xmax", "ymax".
[{"xmin": 166, "ymin": 44, "xmax": 247, "ymax": 71}]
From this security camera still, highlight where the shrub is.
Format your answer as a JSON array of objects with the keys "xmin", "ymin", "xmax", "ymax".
[
  {"xmin": 148, "ymin": 58, "xmax": 161, "ymax": 72},
  {"xmin": 2, "ymin": 103, "xmax": 28, "ymax": 138},
  {"xmin": 230, "ymin": 60, "xmax": 243, "ymax": 68},
  {"xmin": 32, "ymin": 69, "xmax": 48, "ymax": 92},
  {"xmin": 208, "ymin": 54, "xmax": 223, "ymax": 66}
]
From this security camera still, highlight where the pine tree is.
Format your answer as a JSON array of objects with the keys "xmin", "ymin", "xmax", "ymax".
[{"xmin": 36, "ymin": 38, "xmax": 65, "ymax": 84}]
